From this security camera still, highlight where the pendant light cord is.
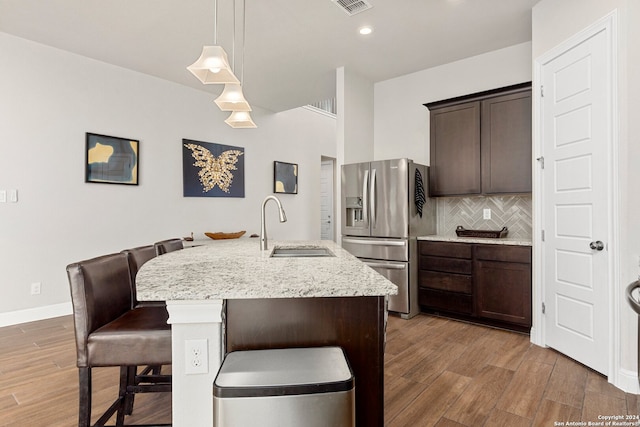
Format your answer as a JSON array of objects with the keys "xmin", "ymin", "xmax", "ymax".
[
  {"xmin": 232, "ymin": 0, "xmax": 236, "ymax": 74},
  {"xmin": 241, "ymin": 0, "xmax": 246, "ymax": 84},
  {"xmin": 213, "ymin": 0, "xmax": 218, "ymax": 45},
  {"xmin": 230, "ymin": 0, "xmax": 246, "ymax": 84}
]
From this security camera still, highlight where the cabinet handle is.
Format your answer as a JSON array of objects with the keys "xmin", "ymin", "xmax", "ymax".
[
  {"xmin": 342, "ymin": 238, "xmax": 406, "ymax": 247},
  {"xmin": 589, "ymin": 241, "xmax": 604, "ymax": 251},
  {"xmin": 362, "ymin": 169, "xmax": 369, "ymax": 224},
  {"xmin": 370, "ymin": 169, "xmax": 377, "ymax": 227},
  {"xmin": 364, "ymin": 262, "xmax": 406, "ymax": 270}
]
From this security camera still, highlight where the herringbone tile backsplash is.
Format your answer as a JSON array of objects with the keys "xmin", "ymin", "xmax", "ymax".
[{"xmin": 436, "ymin": 195, "xmax": 532, "ymax": 239}]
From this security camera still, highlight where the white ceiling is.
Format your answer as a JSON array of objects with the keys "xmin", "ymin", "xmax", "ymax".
[{"xmin": 0, "ymin": 0, "xmax": 539, "ymax": 112}]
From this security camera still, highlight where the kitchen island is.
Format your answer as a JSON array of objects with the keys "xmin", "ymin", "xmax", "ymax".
[{"xmin": 136, "ymin": 238, "xmax": 397, "ymax": 427}]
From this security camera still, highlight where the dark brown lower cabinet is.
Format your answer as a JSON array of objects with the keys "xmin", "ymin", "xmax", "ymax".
[
  {"xmin": 418, "ymin": 241, "xmax": 474, "ymax": 316},
  {"xmin": 418, "ymin": 241, "xmax": 532, "ymax": 331},
  {"xmin": 475, "ymin": 244, "xmax": 532, "ymax": 326},
  {"xmin": 225, "ymin": 296, "xmax": 386, "ymax": 427}
]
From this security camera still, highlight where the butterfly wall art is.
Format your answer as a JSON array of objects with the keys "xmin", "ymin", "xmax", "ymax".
[{"xmin": 182, "ymin": 139, "xmax": 245, "ymax": 197}]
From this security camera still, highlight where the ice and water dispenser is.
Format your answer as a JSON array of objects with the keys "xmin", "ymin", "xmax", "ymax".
[{"xmin": 344, "ymin": 196, "xmax": 365, "ymax": 228}]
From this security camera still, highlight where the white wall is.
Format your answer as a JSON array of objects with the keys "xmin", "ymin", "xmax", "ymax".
[
  {"xmin": 337, "ymin": 67, "xmax": 374, "ymax": 165},
  {"xmin": 373, "ymin": 42, "xmax": 532, "ymax": 164},
  {"xmin": 533, "ymin": 0, "xmax": 640, "ymax": 390},
  {"xmin": 0, "ymin": 32, "xmax": 336, "ymax": 321}
]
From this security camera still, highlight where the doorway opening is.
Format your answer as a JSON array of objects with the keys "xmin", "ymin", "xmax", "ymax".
[{"xmin": 320, "ymin": 157, "xmax": 336, "ymax": 241}]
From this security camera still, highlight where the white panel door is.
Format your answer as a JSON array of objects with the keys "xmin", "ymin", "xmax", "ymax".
[
  {"xmin": 541, "ymin": 26, "xmax": 611, "ymax": 375},
  {"xmin": 320, "ymin": 160, "xmax": 334, "ymax": 240}
]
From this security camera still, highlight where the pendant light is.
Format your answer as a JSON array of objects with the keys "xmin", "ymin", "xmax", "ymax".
[
  {"xmin": 187, "ymin": 0, "xmax": 239, "ymax": 84},
  {"xmin": 187, "ymin": 46, "xmax": 239, "ymax": 84},
  {"xmin": 222, "ymin": 0, "xmax": 256, "ymax": 127},
  {"xmin": 225, "ymin": 110, "xmax": 257, "ymax": 128},
  {"xmin": 215, "ymin": 83, "xmax": 252, "ymax": 111}
]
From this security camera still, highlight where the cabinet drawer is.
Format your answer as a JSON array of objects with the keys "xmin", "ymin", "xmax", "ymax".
[
  {"xmin": 419, "ymin": 288, "xmax": 473, "ymax": 315},
  {"xmin": 419, "ymin": 271, "xmax": 472, "ymax": 294},
  {"xmin": 474, "ymin": 244, "xmax": 531, "ymax": 264},
  {"xmin": 420, "ymin": 255, "xmax": 472, "ymax": 275},
  {"xmin": 419, "ymin": 241, "xmax": 472, "ymax": 259}
]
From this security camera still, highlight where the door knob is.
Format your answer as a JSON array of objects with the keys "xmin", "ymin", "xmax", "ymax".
[{"xmin": 589, "ymin": 241, "xmax": 604, "ymax": 251}]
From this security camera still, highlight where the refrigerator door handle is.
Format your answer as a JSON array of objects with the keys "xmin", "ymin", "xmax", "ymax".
[
  {"xmin": 363, "ymin": 261, "xmax": 406, "ymax": 270},
  {"xmin": 342, "ymin": 238, "xmax": 407, "ymax": 247},
  {"xmin": 370, "ymin": 168, "xmax": 377, "ymax": 227},
  {"xmin": 362, "ymin": 169, "xmax": 369, "ymax": 224}
]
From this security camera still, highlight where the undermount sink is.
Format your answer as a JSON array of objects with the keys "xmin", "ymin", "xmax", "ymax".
[{"xmin": 270, "ymin": 246, "xmax": 335, "ymax": 258}]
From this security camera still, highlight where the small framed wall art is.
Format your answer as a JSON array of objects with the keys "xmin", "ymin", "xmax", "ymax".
[
  {"xmin": 274, "ymin": 161, "xmax": 298, "ymax": 194},
  {"xmin": 85, "ymin": 133, "xmax": 139, "ymax": 185}
]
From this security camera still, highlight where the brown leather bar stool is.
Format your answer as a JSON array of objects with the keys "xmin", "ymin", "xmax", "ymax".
[
  {"xmin": 121, "ymin": 245, "xmax": 164, "ymax": 308},
  {"xmin": 122, "ymin": 245, "xmax": 168, "ymax": 382},
  {"xmin": 67, "ymin": 252, "xmax": 172, "ymax": 427},
  {"xmin": 154, "ymin": 238, "xmax": 184, "ymax": 256}
]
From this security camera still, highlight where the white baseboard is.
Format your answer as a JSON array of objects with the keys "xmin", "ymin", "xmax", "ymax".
[
  {"xmin": 616, "ymin": 368, "xmax": 640, "ymax": 394},
  {"xmin": 529, "ymin": 326, "xmax": 542, "ymax": 346},
  {"xmin": 0, "ymin": 302, "xmax": 73, "ymax": 327}
]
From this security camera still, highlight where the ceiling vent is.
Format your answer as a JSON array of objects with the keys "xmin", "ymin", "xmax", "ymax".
[{"xmin": 331, "ymin": 0, "xmax": 373, "ymax": 16}]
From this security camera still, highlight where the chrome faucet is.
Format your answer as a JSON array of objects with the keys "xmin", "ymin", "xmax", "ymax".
[{"xmin": 260, "ymin": 195, "xmax": 287, "ymax": 251}]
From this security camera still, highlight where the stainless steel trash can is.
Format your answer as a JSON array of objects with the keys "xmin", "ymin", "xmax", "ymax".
[{"xmin": 213, "ymin": 346, "xmax": 355, "ymax": 427}]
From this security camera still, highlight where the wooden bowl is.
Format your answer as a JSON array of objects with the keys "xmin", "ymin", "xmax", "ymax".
[{"xmin": 204, "ymin": 231, "xmax": 246, "ymax": 240}]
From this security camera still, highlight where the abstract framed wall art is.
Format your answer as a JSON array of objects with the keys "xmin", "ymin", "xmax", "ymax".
[
  {"xmin": 85, "ymin": 133, "xmax": 139, "ymax": 185},
  {"xmin": 182, "ymin": 139, "xmax": 245, "ymax": 198},
  {"xmin": 274, "ymin": 161, "xmax": 298, "ymax": 194}
]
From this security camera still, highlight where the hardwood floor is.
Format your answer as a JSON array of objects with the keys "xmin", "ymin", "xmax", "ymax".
[
  {"xmin": 0, "ymin": 313, "xmax": 637, "ymax": 426},
  {"xmin": 385, "ymin": 314, "xmax": 640, "ymax": 426},
  {"xmin": 0, "ymin": 315, "xmax": 170, "ymax": 426}
]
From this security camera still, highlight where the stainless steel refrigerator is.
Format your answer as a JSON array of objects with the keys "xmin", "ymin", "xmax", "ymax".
[{"xmin": 341, "ymin": 158, "xmax": 436, "ymax": 319}]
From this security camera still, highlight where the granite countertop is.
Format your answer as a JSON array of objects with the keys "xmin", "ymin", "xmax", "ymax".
[
  {"xmin": 136, "ymin": 238, "xmax": 398, "ymax": 301},
  {"xmin": 418, "ymin": 235, "xmax": 532, "ymax": 246}
]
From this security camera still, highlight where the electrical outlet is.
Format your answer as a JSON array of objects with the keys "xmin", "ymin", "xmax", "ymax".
[
  {"xmin": 483, "ymin": 208, "xmax": 491, "ymax": 220},
  {"xmin": 185, "ymin": 339, "xmax": 208, "ymax": 374},
  {"xmin": 0, "ymin": 190, "xmax": 6, "ymax": 203},
  {"xmin": 30, "ymin": 282, "xmax": 41, "ymax": 295}
]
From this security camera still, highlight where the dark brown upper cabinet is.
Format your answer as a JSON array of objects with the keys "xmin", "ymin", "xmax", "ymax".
[
  {"xmin": 429, "ymin": 101, "xmax": 481, "ymax": 196},
  {"xmin": 425, "ymin": 83, "xmax": 532, "ymax": 197},
  {"xmin": 481, "ymin": 90, "xmax": 532, "ymax": 193}
]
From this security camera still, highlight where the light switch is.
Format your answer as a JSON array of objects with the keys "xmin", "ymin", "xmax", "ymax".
[
  {"xmin": 9, "ymin": 190, "xmax": 17, "ymax": 203},
  {"xmin": 0, "ymin": 190, "xmax": 6, "ymax": 203}
]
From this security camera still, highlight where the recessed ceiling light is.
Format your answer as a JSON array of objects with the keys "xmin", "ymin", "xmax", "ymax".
[{"xmin": 359, "ymin": 26, "xmax": 373, "ymax": 35}]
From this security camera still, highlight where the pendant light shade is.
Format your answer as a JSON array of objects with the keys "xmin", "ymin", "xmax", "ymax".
[
  {"xmin": 187, "ymin": 46, "xmax": 240, "ymax": 84},
  {"xmin": 215, "ymin": 84, "xmax": 252, "ymax": 111},
  {"xmin": 225, "ymin": 110, "xmax": 257, "ymax": 128}
]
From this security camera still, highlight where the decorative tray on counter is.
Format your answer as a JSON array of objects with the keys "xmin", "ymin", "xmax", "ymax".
[
  {"xmin": 205, "ymin": 231, "xmax": 246, "ymax": 240},
  {"xmin": 455, "ymin": 226, "xmax": 508, "ymax": 238}
]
